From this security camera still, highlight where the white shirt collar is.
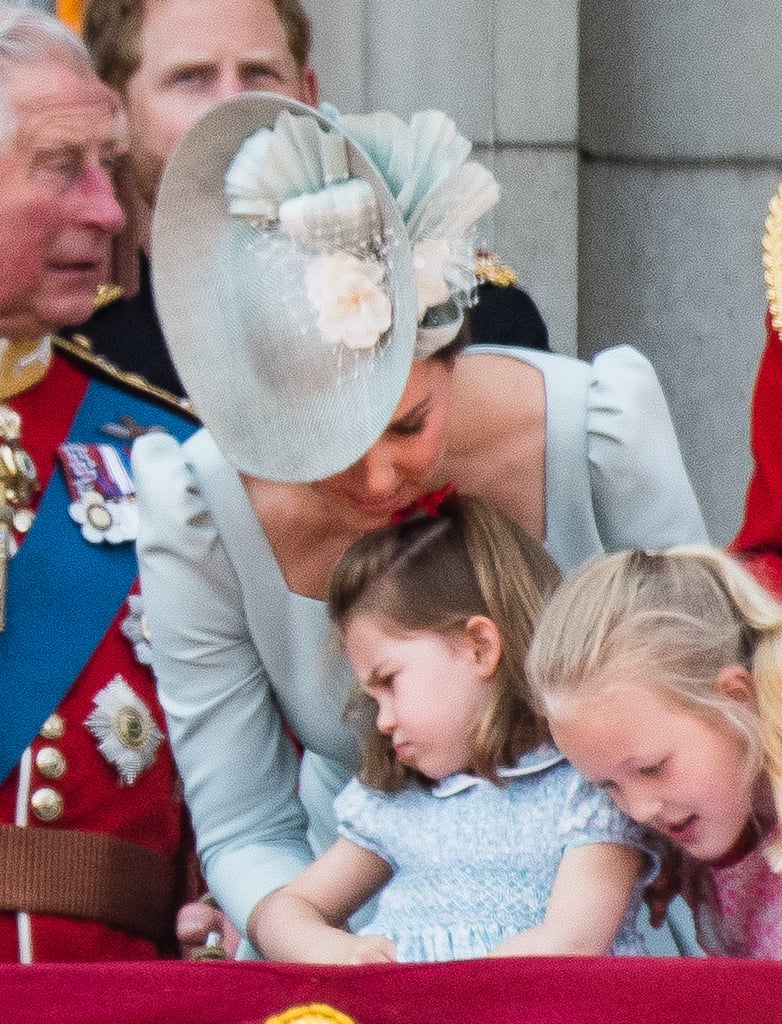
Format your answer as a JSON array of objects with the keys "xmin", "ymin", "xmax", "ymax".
[{"xmin": 431, "ymin": 741, "xmax": 564, "ymax": 798}]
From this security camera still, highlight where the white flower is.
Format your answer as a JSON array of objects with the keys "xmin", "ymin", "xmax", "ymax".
[
  {"xmin": 306, "ymin": 252, "xmax": 391, "ymax": 351},
  {"xmin": 412, "ymin": 238, "xmax": 452, "ymax": 321},
  {"xmin": 68, "ymin": 492, "xmax": 138, "ymax": 544}
]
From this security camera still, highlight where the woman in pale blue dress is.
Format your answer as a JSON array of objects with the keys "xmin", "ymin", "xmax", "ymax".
[
  {"xmin": 253, "ymin": 495, "xmax": 660, "ymax": 963},
  {"xmin": 132, "ymin": 93, "xmax": 706, "ymax": 956}
]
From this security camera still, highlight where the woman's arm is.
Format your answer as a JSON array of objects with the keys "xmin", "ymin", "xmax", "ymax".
[
  {"xmin": 489, "ymin": 843, "xmax": 643, "ymax": 957},
  {"xmin": 250, "ymin": 838, "xmax": 395, "ymax": 964},
  {"xmin": 586, "ymin": 345, "xmax": 709, "ymax": 550},
  {"xmin": 133, "ymin": 432, "xmax": 315, "ymax": 937}
]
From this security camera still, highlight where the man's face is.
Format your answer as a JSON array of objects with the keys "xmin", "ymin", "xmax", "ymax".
[
  {"xmin": 124, "ymin": 0, "xmax": 318, "ymax": 205},
  {"xmin": 0, "ymin": 62, "xmax": 126, "ymax": 339}
]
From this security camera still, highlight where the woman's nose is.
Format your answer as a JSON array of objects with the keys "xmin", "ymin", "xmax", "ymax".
[{"xmin": 357, "ymin": 445, "xmax": 397, "ymax": 496}]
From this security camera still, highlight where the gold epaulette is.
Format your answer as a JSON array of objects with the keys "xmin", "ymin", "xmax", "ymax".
[
  {"xmin": 474, "ymin": 251, "xmax": 518, "ymax": 288},
  {"xmin": 763, "ymin": 183, "xmax": 782, "ymax": 338},
  {"xmin": 93, "ymin": 283, "xmax": 124, "ymax": 311},
  {"xmin": 52, "ymin": 333, "xmax": 198, "ymax": 421}
]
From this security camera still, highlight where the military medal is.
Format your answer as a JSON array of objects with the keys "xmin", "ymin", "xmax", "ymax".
[
  {"xmin": 0, "ymin": 404, "xmax": 40, "ymax": 631},
  {"xmin": 85, "ymin": 675, "xmax": 163, "ymax": 784},
  {"xmin": 58, "ymin": 441, "xmax": 138, "ymax": 543}
]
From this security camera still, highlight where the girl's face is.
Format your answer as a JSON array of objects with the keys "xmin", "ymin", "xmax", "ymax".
[
  {"xmin": 344, "ymin": 613, "xmax": 497, "ymax": 781},
  {"xmin": 549, "ymin": 676, "xmax": 756, "ymax": 863},
  {"xmin": 311, "ymin": 356, "xmax": 454, "ymax": 532}
]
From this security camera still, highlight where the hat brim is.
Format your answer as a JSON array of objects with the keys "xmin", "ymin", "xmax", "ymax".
[{"xmin": 151, "ymin": 93, "xmax": 417, "ymax": 482}]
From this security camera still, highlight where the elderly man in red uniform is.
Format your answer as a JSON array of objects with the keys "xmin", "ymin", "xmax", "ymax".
[{"xmin": 0, "ymin": 2, "xmax": 198, "ymax": 962}]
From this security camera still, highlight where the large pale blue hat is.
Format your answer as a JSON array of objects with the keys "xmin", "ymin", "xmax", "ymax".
[{"xmin": 151, "ymin": 93, "xmax": 498, "ymax": 482}]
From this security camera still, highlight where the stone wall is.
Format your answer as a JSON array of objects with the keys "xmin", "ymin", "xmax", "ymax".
[{"xmin": 34, "ymin": 0, "xmax": 782, "ymax": 542}]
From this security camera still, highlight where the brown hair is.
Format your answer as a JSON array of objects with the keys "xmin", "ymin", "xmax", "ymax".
[
  {"xmin": 83, "ymin": 0, "xmax": 313, "ymax": 93},
  {"xmin": 328, "ymin": 494, "xmax": 561, "ymax": 792},
  {"xmin": 526, "ymin": 544, "xmax": 782, "ymax": 869}
]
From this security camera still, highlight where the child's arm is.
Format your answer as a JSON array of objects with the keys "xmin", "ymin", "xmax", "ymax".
[
  {"xmin": 489, "ymin": 842, "xmax": 643, "ymax": 957},
  {"xmin": 249, "ymin": 837, "xmax": 396, "ymax": 964}
]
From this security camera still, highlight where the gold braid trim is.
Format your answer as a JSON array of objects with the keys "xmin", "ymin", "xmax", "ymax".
[
  {"xmin": 52, "ymin": 333, "xmax": 198, "ymax": 421},
  {"xmin": 474, "ymin": 250, "xmax": 517, "ymax": 288},
  {"xmin": 93, "ymin": 283, "xmax": 124, "ymax": 311},
  {"xmin": 763, "ymin": 182, "xmax": 782, "ymax": 340}
]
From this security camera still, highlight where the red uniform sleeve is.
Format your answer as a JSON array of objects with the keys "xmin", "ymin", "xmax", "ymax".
[{"xmin": 731, "ymin": 314, "xmax": 782, "ymax": 596}]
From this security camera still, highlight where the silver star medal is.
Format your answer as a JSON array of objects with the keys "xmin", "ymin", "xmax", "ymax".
[{"xmin": 85, "ymin": 675, "xmax": 163, "ymax": 784}]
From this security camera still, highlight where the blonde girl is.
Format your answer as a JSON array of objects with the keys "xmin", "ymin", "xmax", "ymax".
[
  {"xmin": 252, "ymin": 495, "xmax": 660, "ymax": 964},
  {"xmin": 526, "ymin": 545, "xmax": 782, "ymax": 958}
]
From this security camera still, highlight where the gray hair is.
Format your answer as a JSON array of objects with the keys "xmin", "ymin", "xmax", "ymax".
[{"xmin": 0, "ymin": 1, "xmax": 96, "ymax": 148}]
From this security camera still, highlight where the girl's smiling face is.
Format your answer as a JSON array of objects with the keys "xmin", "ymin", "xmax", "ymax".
[{"xmin": 549, "ymin": 674, "xmax": 758, "ymax": 863}]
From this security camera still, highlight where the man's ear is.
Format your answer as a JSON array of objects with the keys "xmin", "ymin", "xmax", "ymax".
[
  {"xmin": 715, "ymin": 664, "xmax": 756, "ymax": 706},
  {"xmin": 464, "ymin": 615, "xmax": 502, "ymax": 680}
]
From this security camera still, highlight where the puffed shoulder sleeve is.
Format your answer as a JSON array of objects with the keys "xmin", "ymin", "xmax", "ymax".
[
  {"xmin": 132, "ymin": 431, "xmax": 312, "ymax": 934},
  {"xmin": 559, "ymin": 774, "xmax": 662, "ymax": 889},
  {"xmin": 334, "ymin": 779, "xmax": 393, "ymax": 865},
  {"xmin": 586, "ymin": 345, "xmax": 708, "ymax": 552}
]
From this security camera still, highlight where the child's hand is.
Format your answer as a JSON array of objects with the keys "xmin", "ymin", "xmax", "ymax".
[{"xmin": 345, "ymin": 933, "xmax": 397, "ymax": 964}]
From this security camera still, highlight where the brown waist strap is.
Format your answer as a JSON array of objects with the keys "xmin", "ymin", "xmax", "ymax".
[{"xmin": 0, "ymin": 824, "xmax": 176, "ymax": 943}]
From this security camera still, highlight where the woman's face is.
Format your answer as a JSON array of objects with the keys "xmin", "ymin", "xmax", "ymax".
[{"xmin": 311, "ymin": 356, "xmax": 454, "ymax": 530}]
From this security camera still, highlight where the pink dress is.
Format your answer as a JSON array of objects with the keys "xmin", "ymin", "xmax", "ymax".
[{"xmin": 681, "ymin": 835, "xmax": 782, "ymax": 957}]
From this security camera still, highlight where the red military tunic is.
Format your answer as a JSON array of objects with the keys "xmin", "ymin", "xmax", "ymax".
[
  {"xmin": 732, "ymin": 314, "xmax": 782, "ymax": 596},
  {"xmin": 0, "ymin": 349, "xmax": 196, "ymax": 962},
  {"xmin": 733, "ymin": 183, "xmax": 782, "ymax": 596}
]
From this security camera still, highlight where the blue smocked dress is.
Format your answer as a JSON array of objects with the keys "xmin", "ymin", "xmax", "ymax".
[{"xmin": 334, "ymin": 743, "xmax": 659, "ymax": 962}]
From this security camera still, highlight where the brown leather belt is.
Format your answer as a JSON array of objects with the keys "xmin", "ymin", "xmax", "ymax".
[{"xmin": 0, "ymin": 824, "xmax": 176, "ymax": 943}]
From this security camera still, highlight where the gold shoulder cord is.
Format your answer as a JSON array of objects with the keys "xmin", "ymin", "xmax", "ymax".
[
  {"xmin": 763, "ymin": 182, "xmax": 782, "ymax": 340},
  {"xmin": 52, "ymin": 333, "xmax": 198, "ymax": 421},
  {"xmin": 474, "ymin": 251, "xmax": 518, "ymax": 288}
]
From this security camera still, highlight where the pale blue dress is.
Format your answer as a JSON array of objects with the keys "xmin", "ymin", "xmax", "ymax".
[
  {"xmin": 132, "ymin": 344, "xmax": 707, "ymax": 952},
  {"xmin": 336, "ymin": 744, "xmax": 658, "ymax": 962}
]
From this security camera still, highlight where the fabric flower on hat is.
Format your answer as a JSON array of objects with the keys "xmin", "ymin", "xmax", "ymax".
[
  {"xmin": 412, "ymin": 237, "xmax": 476, "ymax": 322},
  {"xmin": 306, "ymin": 252, "xmax": 391, "ymax": 351},
  {"xmin": 322, "ymin": 105, "xmax": 500, "ymax": 352},
  {"xmin": 412, "ymin": 238, "xmax": 451, "ymax": 320}
]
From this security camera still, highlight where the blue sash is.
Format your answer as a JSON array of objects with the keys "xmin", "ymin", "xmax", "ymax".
[{"xmin": 0, "ymin": 379, "xmax": 196, "ymax": 783}]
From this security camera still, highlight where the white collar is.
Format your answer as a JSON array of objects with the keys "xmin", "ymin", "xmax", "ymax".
[{"xmin": 432, "ymin": 741, "xmax": 563, "ymax": 798}]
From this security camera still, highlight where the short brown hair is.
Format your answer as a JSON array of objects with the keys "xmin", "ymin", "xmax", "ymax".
[{"xmin": 83, "ymin": 0, "xmax": 313, "ymax": 93}]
